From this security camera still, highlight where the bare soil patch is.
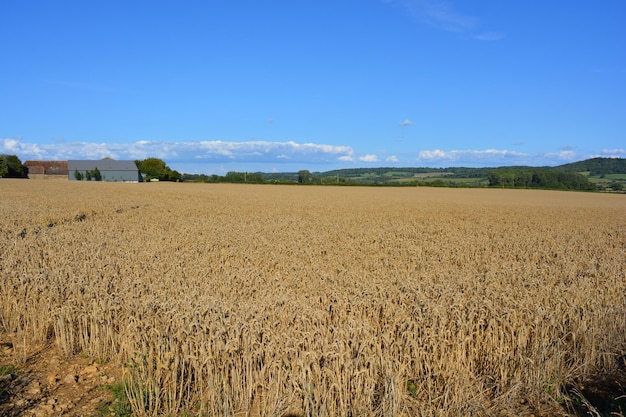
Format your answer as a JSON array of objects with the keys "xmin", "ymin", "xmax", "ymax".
[{"xmin": 0, "ymin": 332, "xmax": 123, "ymax": 417}]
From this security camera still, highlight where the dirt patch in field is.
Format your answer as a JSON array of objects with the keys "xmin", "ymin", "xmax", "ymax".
[
  {"xmin": 564, "ymin": 364, "xmax": 626, "ymax": 417},
  {"xmin": 0, "ymin": 332, "xmax": 124, "ymax": 417}
]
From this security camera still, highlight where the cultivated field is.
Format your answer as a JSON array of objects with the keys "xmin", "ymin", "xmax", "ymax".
[{"xmin": 1, "ymin": 180, "xmax": 625, "ymax": 416}]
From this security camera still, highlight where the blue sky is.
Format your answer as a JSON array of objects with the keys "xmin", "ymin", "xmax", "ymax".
[{"xmin": 1, "ymin": 0, "xmax": 624, "ymax": 174}]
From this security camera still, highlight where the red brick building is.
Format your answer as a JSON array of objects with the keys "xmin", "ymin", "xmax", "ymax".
[{"xmin": 23, "ymin": 161, "xmax": 69, "ymax": 180}]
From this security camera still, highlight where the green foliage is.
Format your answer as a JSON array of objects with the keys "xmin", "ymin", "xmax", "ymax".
[
  {"xmin": 177, "ymin": 157, "xmax": 622, "ymax": 191},
  {"xmin": 429, "ymin": 179, "xmax": 447, "ymax": 187},
  {"xmin": 225, "ymin": 171, "xmax": 246, "ymax": 183},
  {"xmin": 0, "ymin": 364, "xmax": 15, "ymax": 401},
  {"xmin": 92, "ymin": 167, "xmax": 102, "ymax": 181},
  {"xmin": 81, "ymin": 167, "xmax": 102, "ymax": 181},
  {"xmin": 181, "ymin": 171, "xmax": 264, "ymax": 183},
  {"xmin": 406, "ymin": 380, "xmax": 419, "ymax": 397},
  {"xmin": 135, "ymin": 158, "xmax": 181, "ymax": 181},
  {"xmin": 0, "ymin": 364, "xmax": 16, "ymax": 376},
  {"xmin": 298, "ymin": 169, "xmax": 313, "ymax": 183},
  {"xmin": 82, "ymin": 168, "xmax": 102, "ymax": 181},
  {"xmin": 95, "ymin": 383, "xmax": 133, "ymax": 417},
  {"xmin": 181, "ymin": 173, "xmax": 221, "ymax": 182},
  {"xmin": 0, "ymin": 154, "xmax": 26, "ymax": 178},
  {"xmin": 556, "ymin": 157, "xmax": 626, "ymax": 175},
  {"xmin": 487, "ymin": 168, "xmax": 595, "ymax": 191}
]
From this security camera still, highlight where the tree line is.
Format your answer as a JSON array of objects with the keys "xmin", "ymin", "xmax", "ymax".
[
  {"xmin": 486, "ymin": 168, "xmax": 595, "ymax": 190},
  {"xmin": 2, "ymin": 154, "xmax": 622, "ymax": 191},
  {"xmin": 181, "ymin": 171, "xmax": 265, "ymax": 183},
  {"xmin": 0, "ymin": 155, "xmax": 27, "ymax": 178}
]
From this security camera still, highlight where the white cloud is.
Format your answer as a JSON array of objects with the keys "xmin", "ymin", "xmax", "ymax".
[
  {"xmin": 419, "ymin": 149, "xmax": 527, "ymax": 160},
  {"xmin": 0, "ymin": 138, "xmax": 45, "ymax": 159},
  {"xmin": 418, "ymin": 149, "xmax": 451, "ymax": 159},
  {"xmin": 532, "ymin": 149, "xmax": 578, "ymax": 163},
  {"xmin": 601, "ymin": 148, "xmax": 626, "ymax": 156},
  {"xmin": 1, "ymin": 138, "xmax": 355, "ymax": 167},
  {"xmin": 386, "ymin": 0, "xmax": 502, "ymax": 40},
  {"xmin": 1, "ymin": 139, "xmax": 18, "ymax": 152},
  {"xmin": 359, "ymin": 154, "xmax": 379, "ymax": 162},
  {"xmin": 417, "ymin": 148, "xmax": 531, "ymax": 166},
  {"xmin": 4, "ymin": 136, "xmax": 622, "ymax": 172},
  {"xmin": 399, "ymin": 119, "xmax": 414, "ymax": 127},
  {"xmin": 414, "ymin": 147, "xmax": 624, "ymax": 167},
  {"xmin": 557, "ymin": 150, "xmax": 576, "ymax": 160}
]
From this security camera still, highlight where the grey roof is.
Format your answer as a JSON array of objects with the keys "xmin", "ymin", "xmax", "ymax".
[{"xmin": 68, "ymin": 160, "xmax": 138, "ymax": 171}]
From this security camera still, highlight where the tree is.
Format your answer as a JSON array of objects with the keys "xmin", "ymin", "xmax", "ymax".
[
  {"xmin": 487, "ymin": 168, "xmax": 594, "ymax": 190},
  {"xmin": 92, "ymin": 167, "xmax": 102, "ymax": 181},
  {"xmin": 298, "ymin": 170, "xmax": 312, "ymax": 184},
  {"xmin": 610, "ymin": 181, "xmax": 624, "ymax": 191},
  {"xmin": 74, "ymin": 169, "xmax": 83, "ymax": 180},
  {"xmin": 167, "ymin": 169, "xmax": 181, "ymax": 182},
  {"xmin": 0, "ymin": 155, "xmax": 26, "ymax": 178},
  {"xmin": 224, "ymin": 171, "xmax": 245, "ymax": 183},
  {"xmin": 135, "ymin": 158, "xmax": 180, "ymax": 181}
]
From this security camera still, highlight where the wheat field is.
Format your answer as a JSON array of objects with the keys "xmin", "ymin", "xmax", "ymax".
[{"xmin": 1, "ymin": 180, "xmax": 625, "ymax": 416}]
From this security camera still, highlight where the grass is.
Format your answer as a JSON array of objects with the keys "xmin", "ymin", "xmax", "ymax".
[
  {"xmin": 0, "ymin": 365, "xmax": 16, "ymax": 376},
  {"xmin": 0, "ymin": 364, "xmax": 16, "ymax": 405},
  {"xmin": 94, "ymin": 383, "xmax": 133, "ymax": 417}
]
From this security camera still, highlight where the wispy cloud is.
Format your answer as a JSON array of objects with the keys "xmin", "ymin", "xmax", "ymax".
[
  {"xmin": 386, "ymin": 0, "xmax": 474, "ymax": 32},
  {"xmin": 601, "ymin": 148, "xmax": 626, "ymax": 156},
  {"xmin": 473, "ymin": 32, "xmax": 505, "ymax": 41},
  {"xmin": 554, "ymin": 150, "xmax": 576, "ymax": 160},
  {"xmin": 359, "ymin": 154, "xmax": 380, "ymax": 162},
  {"xmin": 386, "ymin": 155, "xmax": 400, "ymax": 162},
  {"xmin": 417, "ymin": 0, "xmax": 475, "ymax": 32},
  {"xmin": 385, "ymin": 0, "xmax": 504, "ymax": 40},
  {"xmin": 399, "ymin": 119, "xmax": 414, "ymax": 127}
]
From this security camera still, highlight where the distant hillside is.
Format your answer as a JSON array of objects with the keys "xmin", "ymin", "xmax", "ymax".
[
  {"xmin": 555, "ymin": 157, "xmax": 626, "ymax": 175},
  {"xmin": 185, "ymin": 157, "xmax": 625, "ymax": 192},
  {"xmin": 312, "ymin": 158, "xmax": 626, "ymax": 180}
]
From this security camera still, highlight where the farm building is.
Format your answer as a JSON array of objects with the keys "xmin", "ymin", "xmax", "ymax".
[
  {"xmin": 24, "ymin": 160, "xmax": 69, "ymax": 180},
  {"xmin": 68, "ymin": 160, "xmax": 142, "ymax": 182}
]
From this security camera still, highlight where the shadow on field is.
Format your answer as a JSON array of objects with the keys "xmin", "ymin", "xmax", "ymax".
[{"xmin": 563, "ymin": 358, "xmax": 626, "ymax": 417}]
